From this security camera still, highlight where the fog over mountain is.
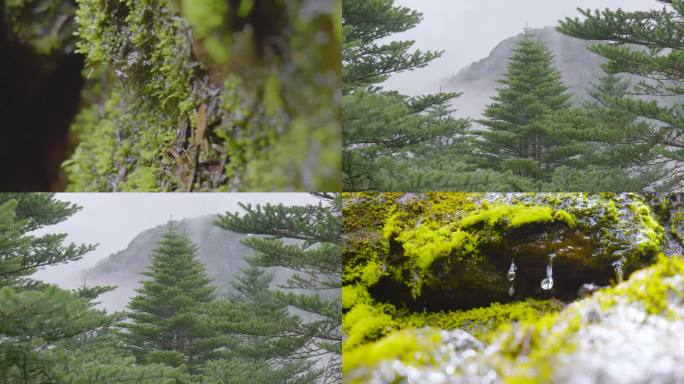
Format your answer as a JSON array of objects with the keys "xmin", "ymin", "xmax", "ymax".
[
  {"xmin": 442, "ymin": 27, "xmax": 684, "ymax": 126},
  {"xmin": 443, "ymin": 27, "xmax": 602, "ymax": 120},
  {"xmin": 383, "ymin": 0, "xmax": 654, "ymax": 95},
  {"xmin": 81, "ymin": 215, "xmax": 339, "ymax": 313}
]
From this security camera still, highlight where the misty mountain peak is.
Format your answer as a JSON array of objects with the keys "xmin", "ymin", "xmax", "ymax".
[
  {"xmin": 443, "ymin": 26, "xmax": 603, "ymax": 119},
  {"xmin": 82, "ymin": 215, "xmax": 251, "ymax": 310}
]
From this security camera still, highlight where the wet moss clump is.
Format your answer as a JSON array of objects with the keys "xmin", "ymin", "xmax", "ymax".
[
  {"xmin": 394, "ymin": 298, "xmax": 565, "ymax": 341},
  {"xmin": 5, "ymin": 0, "xmax": 341, "ymax": 191},
  {"xmin": 343, "ymin": 193, "xmax": 684, "ymax": 383},
  {"xmin": 4, "ymin": 0, "xmax": 77, "ymax": 54},
  {"xmin": 342, "ymin": 280, "xmax": 563, "ymax": 354},
  {"xmin": 345, "ymin": 255, "xmax": 684, "ymax": 383},
  {"xmin": 342, "ymin": 328, "xmax": 437, "ymax": 377},
  {"xmin": 343, "ymin": 193, "xmax": 664, "ymax": 312}
]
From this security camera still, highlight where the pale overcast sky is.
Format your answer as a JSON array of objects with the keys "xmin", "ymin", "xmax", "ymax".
[
  {"xmin": 32, "ymin": 193, "xmax": 318, "ymax": 287},
  {"xmin": 383, "ymin": 0, "xmax": 659, "ymax": 95}
]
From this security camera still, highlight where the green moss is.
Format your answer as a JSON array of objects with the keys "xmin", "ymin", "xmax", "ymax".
[
  {"xmin": 342, "ymin": 284, "xmax": 371, "ymax": 310},
  {"xmin": 64, "ymin": 83, "xmax": 179, "ymax": 191},
  {"xmin": 553, "ymin": 209, "xmax": 578, "ymax": 228},
  {"xmin": 344, "ymin": 193, "xmax": 666, "ymax": 322},
  {"xmin": 342, "ymin": 302, "xmax": 396, "ymax": 351},
  {"xmin": 501, "ymin": 311, "xmax": 581, "ymax": 384},
  {"xmin": 670, "ymin": 211, "xmax": 684, "ymax": 244},
  {"xmin": 64, "ymin": 0, "xmax": 340, "ymax": 191},
  {"xmin": 461, "ymin": 204, "xmax": 554, "ymax": 229},
  {"xmin": 628, "ymin": 202, "xmax": 664, "ymax": 255},
  {"xmin": 395, "ymin": 299, "xmax": 564, "ymax": 341},
  {"xmin": 5, "ymin": 0, "xmax": 76, "ymax": 54},
  {"xmin": 181, "ymin": 0, "xmax": 227, "ymax": 38},
  {"xmin": 342, "ymin": 329, "xmax": 428, "ymax": 376},
  {"xmin": 359, "ymin": 261, "xmax": 384, "ymax": 287},
  {"xmin": 396, "ymin": 222, "xmax": 475, "ymax": 272},
  {"xmin": 598, "ymin": 254, "xmax": 684, "ymax": 315},
  {"xmin": 343, "ymin": 193, "xmax": 683, "ymax": 381}
]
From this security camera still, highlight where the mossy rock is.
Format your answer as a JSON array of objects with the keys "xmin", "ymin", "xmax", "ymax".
[
  {"xmin": 344, "ymin": 255, "xmax": 684, "ymax": 384},
  {"xmin": 646, "ymin": 193, "xmax": 684, "ymax": 256},
  {"xmin": 343, "ymin": 193, "xmax": 664, "ymax": 311},
  {"xmin": 342, "ymin": 286, "xmax": 563, "ymax": 353}
]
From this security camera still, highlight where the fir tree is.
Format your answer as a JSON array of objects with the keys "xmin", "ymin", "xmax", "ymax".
[
  {"xmin": 558, "ymin": 1, "xmax": 684, "ymax": 188},
  {"xmin": 342, "ymin": 0, "xmax": 509, "ymax": 191},
  {"xmin": 215, "ymin": 193, "xmax": 342, "ymax": 383},
  {"xmin": 0, "ymin": 193, "xmax": 95, "ymax": 287},
  {"xmin": 542, "ymin": 73, "xmax": 666, "ymax": 191},
  {"xmin": 476, "ymin": 29, "xmax": 572, "ymax": 180},
  {"xmin": 0, "ymin": 193, "xmax": 115, "ymax": 383},
  {"xmin": 205, "ymin": 261, "xmax": 318, "ymax": 384},
  {"xmin": 124, "ymin": 222, "xmax": 217, "ymax": 372},
  {"xmin": 342, "ymin": 0, "xmax": 439, "ymax": 91}
]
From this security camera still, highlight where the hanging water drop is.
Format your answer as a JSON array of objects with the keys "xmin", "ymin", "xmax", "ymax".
[
  {"xmin": 540, "ymin": 253, "xmax": 555, "ymax": 291},
  {"xmin": 508, "ymin": 285, "xmax": 515, "ymax": 296},
  {"xmin": 507, "ymin": 260, "xmax": 516, "ymax": 281},
  {"xmin": 612, "ymin": 257, "xmax": 624, "ymax": 284}
]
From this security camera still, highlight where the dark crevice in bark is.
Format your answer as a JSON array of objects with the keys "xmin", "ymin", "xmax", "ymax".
[{"xmin": 0, "ymin": 13, "xmax": 84, "ymax": 191}]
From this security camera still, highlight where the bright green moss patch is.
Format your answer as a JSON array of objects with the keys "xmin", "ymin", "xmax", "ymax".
[
  {"xmin": 342, "ymin": 284, "xmax": 371, "ymax": 310},
  {"xmin": 629, "ymin": 202, "xmax": 665, "ymax": 254},
  {"xmin": 181, "ymin": 0, "xmax": 227, "ymax": 38},
  {"xmin": 345, "ymin": 255, "xmax": 684, "ymax": 382},
  {"xmin": 342, "ymin": 302, "xmax": 397, "ymax": 351},
  {"xmin": 343, "ymin": 193, "xmax": 665, "ymax": 318},
  {"xmin": 501, "ymin": 311, "xmax": 581, "ymax": 384},
  {"xmin": 342, "ymin": 329, "xmax": 428, "ymax": 375},
  {"xmin": 395, "ymin": 299, "xmax": 564, "ymax": 341},
  {"xmin": 553, "ymin": 209, "xmax": 578, "ymax": 227},
  {"xmin": 396, "ymin": 222, "xmax": 475, "ymax": 273},
  {"xmin": 461, "ymin": 204, "xmax": 555, "ymax": 229},
  {"xmin": 343, "ymin": 193, "xmax": 682, "ymax": 382}
]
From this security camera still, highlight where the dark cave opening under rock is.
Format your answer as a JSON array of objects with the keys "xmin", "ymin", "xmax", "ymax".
[
  {"xmin": 0, "ymin": 20, "xmax": 84, "ymax": 191},
  {"xmin": 370, "ymin": 221, "xmax": 650, "ymax": 312}
]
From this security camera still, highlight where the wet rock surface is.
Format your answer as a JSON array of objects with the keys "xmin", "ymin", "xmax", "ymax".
[
  {"xmin": 343, "ymin": 193, "xmax": 670, "ymax": 311},
  {"xmin": 344, "ymin": 256, "xmax": 684, "ymax": 384}
]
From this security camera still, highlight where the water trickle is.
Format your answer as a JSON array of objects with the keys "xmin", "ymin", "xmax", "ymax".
[
  {"xmin": 508, "ymin": 285, "xmax": 515, "ymax": 296},
  {"xmin": 540, "ymin": 253, "xmax": 556, "ymax": 291},
  {"xmin": 612, "ymin": 257, "xmax": 624, "ymax": 284},
  {"xmin": 507, "ymin": 260, "xmax": 516, "ymax": 281}
]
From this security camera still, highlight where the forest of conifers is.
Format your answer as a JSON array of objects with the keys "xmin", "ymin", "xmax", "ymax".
[
  {"xmin": 0, "ymin": 193, "xmax": 341, "ymax": 383},
  {"xmin": 342, "ymin": 0, "xmax": 684, "ymax": 192}
]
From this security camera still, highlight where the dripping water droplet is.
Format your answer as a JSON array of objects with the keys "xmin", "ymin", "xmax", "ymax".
[
  {"xmin": 507, "ymin": 260, "xmax": 517, "ymax": 281},
  {"xmin": 541, "ymin": 253, "xmax": 555, "ymax": 291},
  {"xmin": 612, "ymin": 257, "xmax": 624, "ymax": 284},
  {"xmin": 508, "ymin": 285, "xmax": 515, "ymax": 296}
]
